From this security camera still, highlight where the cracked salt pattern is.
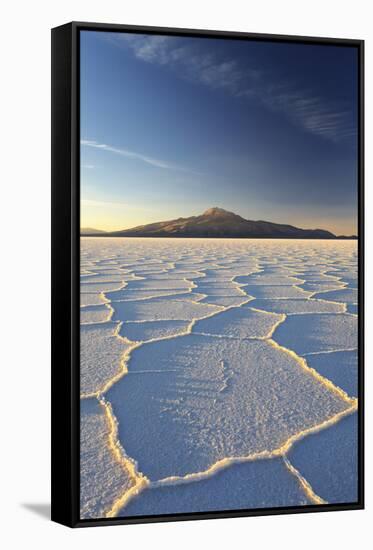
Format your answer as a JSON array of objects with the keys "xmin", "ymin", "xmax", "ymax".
[
  {"xmin": 107, "ymin": 334, "xmax": 349, "ymax": 481},
  {"xmin": 80, "ymin": 238, "xmax": 358, "ymax": 519},
  {"xmin": 80, "ymin": 399, "xmax": 136, "ymax": 518}
]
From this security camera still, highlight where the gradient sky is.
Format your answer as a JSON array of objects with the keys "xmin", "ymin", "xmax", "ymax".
[{"xmin": 80, "ymin": 30, "xmax": 358, "ymax": 235}]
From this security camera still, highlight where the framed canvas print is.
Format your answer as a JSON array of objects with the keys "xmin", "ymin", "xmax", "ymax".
[{"xmin": 51, "ymin": 21, "xmax": 364, "ymax": 528}]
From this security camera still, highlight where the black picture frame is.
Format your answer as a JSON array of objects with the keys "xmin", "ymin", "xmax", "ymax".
[{"xmin": 51, "ymin": 21, "xmax": 365, "ymax": 528}]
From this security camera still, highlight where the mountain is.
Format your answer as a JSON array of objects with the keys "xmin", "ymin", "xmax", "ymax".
[
  {"xmin": 88, "ymin": 207, "xmax": 340, "ymax": 239},
  {"xmin": 80, "ymin": 227, "xmax": 107, "ymax": 235}
]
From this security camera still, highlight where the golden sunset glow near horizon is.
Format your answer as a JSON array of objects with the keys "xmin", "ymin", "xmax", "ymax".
[{"xmin": 80, "ymin": 200, "xmax": 357, "ymax": 236}]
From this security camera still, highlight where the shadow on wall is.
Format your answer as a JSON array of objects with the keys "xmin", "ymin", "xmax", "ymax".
[{"xmin": 21, "ymin": 503, "xmax": 50, "ymax": 520}]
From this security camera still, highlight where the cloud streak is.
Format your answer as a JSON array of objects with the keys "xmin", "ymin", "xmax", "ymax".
[
  {"xmin": 115, "ymin": 34, "xmax": 257, "ymax": 95},
  {"xmin": 81, "ymin": 139, "xmax": 174, "ymax": 169},
  {"xmin": 260, "ymin": 85, "xmax": 356, "ymax": 141},
  {"xmin": 111, "ymin": 34, "xmax": 356, "ymax": 142}
]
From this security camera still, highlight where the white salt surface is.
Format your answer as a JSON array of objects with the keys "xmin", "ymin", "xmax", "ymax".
[
  {"xmin": 305, "ymin": 350, "xmax": 358, "ymax": 398},
  {"xmin": 119, "ymin": 457, "xmax": 310, "ymax": 516},
  {"xmin": 80, "ymin": 238, "xmax": 358, "ymax": 518},
  {"xmin": 80, "ymin": 274, "xmax": 125, "ymax": 283},
  {"xmin": 80, "ymin": 304, "xmax": 112, "ymax": 324},
  {"xmin": 105, "ymin": 288, "xmax": 189, "ymax": 301},
  {"xmin": 243, "ymin": 284, "xmax": 312, "ymax": 300},
  {"xmin": 313, "ymin": 288, "xmax": 358, "ymax": 304},
  {"xmin": 107, "ymin": 334, "xmax": 349, "ymax": 481},
  {"xmin": 193, "ymin": 306, "xmax": 283, "ymax": 338},
  {"xmin": 287, "ymin": 413, "xmax": 358, "ymax": 503},
  {"xmin": 273, "ymin": 313, "xmax": 357, "ymax": 354},
  {"xmin": 80, "ymin": 292, "xmax": 108, "ymax": 306},
  {"xmin": 236, "ymin": 274, "xmax": 304, "ymax": 286},
  {"xmin": 80, "ymin": 399, "xmax": 135, "ymax": 519},
  {"xmin": 195, "ymin": 283, "xmax": 245, "ymax": 295},
  {"xmin": 200, "ymin": 295, "xmax": 251, "ymax": 307},
  {"xmin": 81, "ymin": 281, "xmax": 125, "ymax": 293},
  {"xmin": 111, "ymin": 296, "xmax": 222, "ymax": 322},
  {"xmin": 125, "ymin": 278, "xmax": 193, "ymax": 291},
  {"xmin": 300, "ymin": 282, "xmax": 344, "ymax": 293},
  {"xmin": 250, "ymin": 298, "xmax": 344, "ymax": 315},
  {"xmin": 80, "ymin": 322, "xmax": 132, "ymax": 396},
  {"xmin": 119, "ymin": 320, "xmax": 190, "ymax": 342}
]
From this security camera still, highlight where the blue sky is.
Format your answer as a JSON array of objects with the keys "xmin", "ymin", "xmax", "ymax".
[{"xmin": 80, "ymin": 30, "xmax": 358, "ymax": 235}]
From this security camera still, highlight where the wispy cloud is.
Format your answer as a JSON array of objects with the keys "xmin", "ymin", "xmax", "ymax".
[
  {"xmin": 81, "ymin": 139, "xmax": 204, "ymax": 176},
  {"xmin": 115, "ymin": 34, "xmax": 257, "ymax": 95},
  {"xmin": 81, "ymin": 139, "xmax": 173, "ymax": 169},
  {"xmin": 260, "ymin": 85, "xmax": 356, "ymax": 141},
  {"xmin": 110, "ymin": 34, "xmax": 356, "ymax": 142}
]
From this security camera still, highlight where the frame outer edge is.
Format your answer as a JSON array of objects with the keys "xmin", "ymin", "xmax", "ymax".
[
  {"xmin": 51, "ymin": 22, "xmax": 75, "ymax": 527},
  {"xmin": 358, "ymin": 39, "xmax": 365, "ymax": 508},
  {"xmin": 52, "ymin": 22, "xmax": 364, "ymax": 528}
]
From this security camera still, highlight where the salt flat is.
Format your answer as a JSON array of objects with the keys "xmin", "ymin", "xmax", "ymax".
[
  {"xmin": 119, "ymin": 457, "xmax": 311, "ymax": 517},
  {"xmin": 107, "ymin": 334, "xmax": 349, "ymax": 481},
  {"xmin": 80, "ymin": 322, "xmax": 133, "ymax": 396},
  {"xmin": 287, "ymin": 413, "xmax": 358, "ymax": 503},
  {"xmin": 80, "ymin": 238, "xmax": 358, "ymax": 519},
  {"xmin": 80, "ymin": 398, "xmax": 136, "ymax": 519}
]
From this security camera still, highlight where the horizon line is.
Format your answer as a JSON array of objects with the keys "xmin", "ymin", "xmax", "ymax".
[{"xmin": 80, "ymin": 206, "xmax": 357, "ymax": 238}]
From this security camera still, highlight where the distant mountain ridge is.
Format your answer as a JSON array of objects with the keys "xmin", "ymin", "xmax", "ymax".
[
  {"xmin": 80, "ymin": 227, "xmax": 107, "ymax": 235},
  {"xmin": 81, "ymin": 207, "xmax": 355, "ymax": 239}
]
